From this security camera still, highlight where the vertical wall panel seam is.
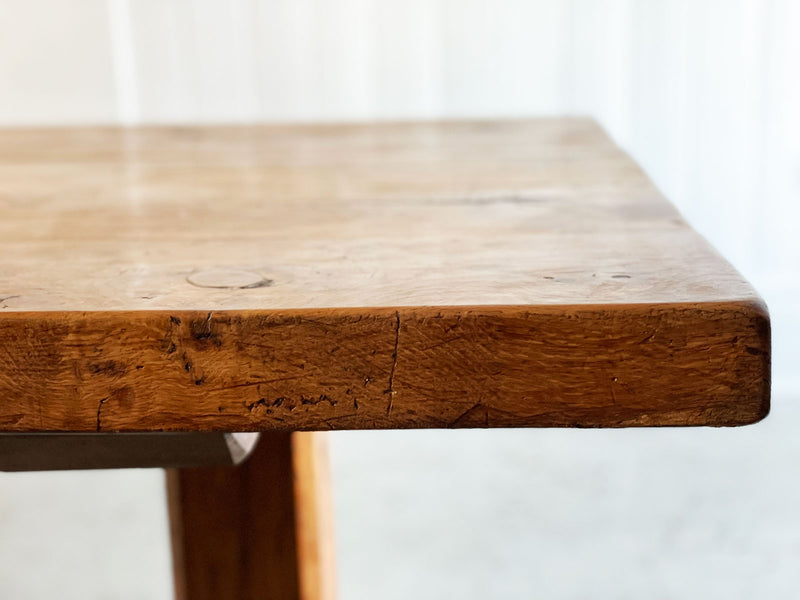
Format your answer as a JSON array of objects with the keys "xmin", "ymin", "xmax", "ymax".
[{"xmin": 106, "ymin": 0, "xmax": 140, "ymax": 125}]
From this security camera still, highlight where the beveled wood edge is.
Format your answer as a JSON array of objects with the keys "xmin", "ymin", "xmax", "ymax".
[
  {"xmin": 0, "ymin": 298, "xmax": 770, "ymax": 319},
  {"xmin": 0, "ymin": 299, "xmax": 770, "ymax": 432}
]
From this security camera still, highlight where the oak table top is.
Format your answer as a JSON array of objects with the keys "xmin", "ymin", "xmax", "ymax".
[{"xmin": 0, "ymin": 119, "xmax": 770, "ymax": 432}]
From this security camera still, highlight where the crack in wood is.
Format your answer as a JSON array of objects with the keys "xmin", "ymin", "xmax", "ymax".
[
  {"xmin": 96, "ymin": 397, "xmax": 109, "ymax": 431},
  {"xmin": 385, "ymin": 311, "xmax": 400, "ymax": 415}
]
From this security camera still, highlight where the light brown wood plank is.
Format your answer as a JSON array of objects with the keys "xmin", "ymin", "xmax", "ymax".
[
  {"xmin": 167, "ymin": 432, "xmax": 334, "ymax": 600},
  {"xmin": 292, "ymin": 432, "xmax": 336, "ymax": 600},
  {"xmin": 0, "ymin": 120, "xmax": 770, "ymax": 431}
]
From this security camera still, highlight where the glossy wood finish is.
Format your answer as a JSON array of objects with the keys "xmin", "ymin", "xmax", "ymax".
[
  {"xmin": 167, "ymin": 432, "xmax": 333, "ymax": 600},
  {"xmin": 0, "ymin": 120, "xmax": 770, "ymax": 431}
]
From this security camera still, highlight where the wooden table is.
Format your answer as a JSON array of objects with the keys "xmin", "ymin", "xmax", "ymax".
[{"xmin": 0, "ymin": 119, "xmax": 770, "ymax": 598}]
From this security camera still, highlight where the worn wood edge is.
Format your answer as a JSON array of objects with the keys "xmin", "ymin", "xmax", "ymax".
[
  {"xmin": 0, "ymin": 299, "xmax": 770, "ymax": 432},
  {"xmin": 720, "ymin": 297, "xmax": 770, "ymax": 424}
]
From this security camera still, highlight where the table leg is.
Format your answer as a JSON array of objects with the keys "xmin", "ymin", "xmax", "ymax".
[{"xmin": 166, "ymin": 432, "xmax": 336, "ymax": 600}]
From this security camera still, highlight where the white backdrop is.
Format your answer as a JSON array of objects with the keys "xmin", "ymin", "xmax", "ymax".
[{"xmin": 0, "ymin": 1, "xmax": 798, "ymax": 598}]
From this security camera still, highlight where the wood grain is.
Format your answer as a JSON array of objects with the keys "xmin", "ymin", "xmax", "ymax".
[
  {"xmin": 167, "ymin": 432, "xmax": 334, "ymax": 600},
  {"xmin": 0, "ymin": 120, "xmax": 770, "ymax": 431},
  {"xmin": 292, "ymin": 432, "xmax": 336, "ymax": 600}
]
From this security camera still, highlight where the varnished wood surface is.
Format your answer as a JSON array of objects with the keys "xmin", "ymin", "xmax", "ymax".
[
  {"xmin": 0, "ymin": 119, "xmax": 759, "ymax": 310},
  {"xmin": 167, "ymin": 432, "xmax": 333, "ymax": 600},
  {"xmin": 0, "ymin": 120, "xmax": 769, "ymax": 431}
]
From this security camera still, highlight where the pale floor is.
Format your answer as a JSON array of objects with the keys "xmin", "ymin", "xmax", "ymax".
[{"xmin": 0, "ymin": 398, "xmax": 797, "ymax": 599}]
